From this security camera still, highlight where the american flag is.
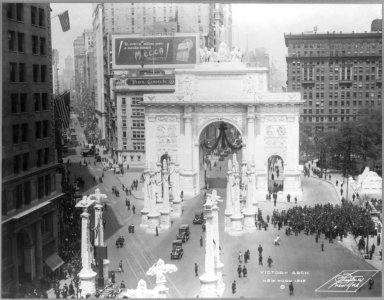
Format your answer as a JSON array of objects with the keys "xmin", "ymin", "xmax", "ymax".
[
  {"xmin": 58, "ymin": 10, "xmax": 70, "ymax": 32},
  {"xmin": 54, "ymin": 91, "xmax": 70, "ymax": 130}
]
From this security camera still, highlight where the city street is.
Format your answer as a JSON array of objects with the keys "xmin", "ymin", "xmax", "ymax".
[{"xmin": 61, "ymin": 115, "xmax": 381, "ymax": 298}]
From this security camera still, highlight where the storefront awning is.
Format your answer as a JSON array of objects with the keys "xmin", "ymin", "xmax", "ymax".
[{"xmin": 45, "ymin": 253, "xmax": 65, "ymax": 271}]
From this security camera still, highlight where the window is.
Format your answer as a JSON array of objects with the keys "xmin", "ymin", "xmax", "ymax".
[
  {"xmin": 11, "ymin": 94, "xmax": 18, "ymax": 113},
  {"xmin": 132, "ymin": 108, "xmax": 144, "ymax": 116},
  {"xmin": 21, "ymin": 123, "xmax": 28, "ymax": 142},
  {"xmin": 123, "ymin": 131, "xmax": 127, "ymax": 138},
  {"xmin": 19, "ymin": 63, "xmax": 25, "ymax": 82},
  {"xmin": 42, "ymin": 93, "xmax": 48, "ymax": 110},
  {"xmin": 7, "ymin": 3, "xmax": 15, "ymax": 19},
  {"xmin": 16, "ymin": 3, "xmax": 23, "ymax": 21},
  {"xmin": 44, "ymin": 175, "xmax": 51, "ymax": 195},
  {"xmin": 122, "ymin": 97, "xmax": 126, "ymax": 105},
  {"xmin": 122, "ymin": 120, "xmax": 127, "ymax": 127},
  {"xmin": 35, "ymin": 121, "xmax": 41, "ymax": 139},
  {"xmin": 34, "ymin": 93, "xmax": 40, "ymax": 111},
  {"xmin": 17, "ymin": 32, "xmax": 24, "ymax": 52},
  {"xmin": 32, "ymin": 35, "xmax": 38, "ymax": 54},
  {"xmin": 13, "ymin": 155, "xmax": 20, "ymax": 174},
  {"xmin": 20, "ymin": 93, "xmax": 27, "ymax": 112},
  {"xmin": 24, "ymin": 182, "xmax": 31, "ymax": 205},
  {"xmin": 15, "ymin": 184, "xmax": 23, "ymax": 209},
  {"xmin": 13, "ymin": 125, "xmax": 19, "ymax": 144},
  {"xmin": 41, "ymin": 65, "xmax": 47, "ymax": 82},
  {"xmin": 44, "ymin": 148, "xmax": 49, "ymax": 164},
  {"xmin": 133, "ymin": 141, "xmax": 145, "ymax": 151},
  {"xmin": 31, "ymin": 6, "xmax": 37, "ymax": 25},
  {"xmin": 133, "ymin": 130, "xmax": 145, "ymax": 139},
  {"xmin": 22, "ymin": 153, "xmax": 29, "ymax": 171},
  {"xmin": 37, "ymin": 176, "xmax": 44, "ymax": 198},
  {"xmin": 10, "ymin": 62, "xmax": 17, "ymax": 82},
  {"xmin": 130, "ymin": 155, "xmax": 134, "ymax": 161},
  {"xmin": 38, "ymin": 8, "xmax": 45, "ymax": 27},
  {"xmin": 40, "ymin": 37, "xmax": 46, "ymax": 55},
  {"xmin": 132, "ymin": 96, "xmax": 143, "ymax": 105},
  {"xmin": 137, "ymin": 155, "xmax": 141, "ymax": 162},
  {"xmin": 36, "ymin": 149, "xmax": 43, "ymax": 167},
  {"xmin": 33, "ymin": 64, "xmax": 39, "ymax": 82},
  {"xmin": 8, "ymin": 31, "xmax": 16, "ymax": 51},
  {"xmin": 43, "ymin": 121, "xmax": 49, "ymax": 138}
]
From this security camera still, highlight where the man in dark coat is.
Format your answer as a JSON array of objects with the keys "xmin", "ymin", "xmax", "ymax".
[{"xmin": 237, "ymin": 265, "xmax": 242, "ymax": 278}]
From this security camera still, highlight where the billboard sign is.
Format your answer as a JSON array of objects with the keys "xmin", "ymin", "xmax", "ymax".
[
  {"xmin": 111, "ymin": 34, "xmax": 198, "ymax": 69},
  {"xmin": 126, "ymin": 77, "xmax": 175, "ymax": 86}
]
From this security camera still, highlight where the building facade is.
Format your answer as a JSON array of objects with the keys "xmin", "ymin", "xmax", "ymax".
[
  {"xmin": 73, "ymin": 35, "xmax": 85, "ymax": 107},
  {"xmin": 62, "ymin": 55, "xmax": 74, "ymax": 92},
  {"xmin": 2, "ymin": 3, "xmax": 64, "ymax": 295},
  {"xmin": 52, "ymin": 49, "xmax": 59, "ymax": 95},
  {"xmin": 92, "ymin": 3, "xmax": 232, "ymax": 149},
  {"xmin": 285, "ymin": 20, "xmax": 382, "ymax": 134}
]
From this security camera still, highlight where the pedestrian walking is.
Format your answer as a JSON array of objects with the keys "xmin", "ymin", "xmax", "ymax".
[
  {"xmin": 259, "ymin": 254, "xmax": 263, "ymax": 265},
  {"xmin": 336, "ymin": 180, "xmax": 338, "ymax": 187},
  {"xmin": 195, "ymin": 263, "xmax": 199, "ymax": 277},
  {"xmin": 369, "ymin": 277, "xmax": 374, "ymax": 289},
  {"xmin": 232, "ymin": 280, "xmax": 236, "ymax": 294},
  {"xmin": 156, "ymin": 226, "xmax": 159, "ymax": 236},
  {"xmin": 242, "ymin": 266, "xmax": 247, "ymax": 278},
  {"xmin": 119, "ymin": 260, "xmax": 124, "ymax": 272},
  {"xmin": 120, "ymin": 280, "xmax": 126, "ymax": 289},
  {"xmin": 267, "ymin": 256, "xmax": 273, "ymax": 268},
  {"xmin": 315, "ymin": 234, "xmax": 319, "ymax": 243},
  {"xmin": 132, "ymin": 205, "xmax": 135, "ymax": 214},
  {"xmin": 289, "ymin": 282, "xmax": 294, "ymax": 295},
  {"xmin": 237, "ymin": 265, "xmax": 242, "ymax": 277},
  {"xmin": 258, "ymin": 244, "xmax": 263, "ymax": 256},
  {"xmin": 103, "ymin": 219, "xmax": 106, "ymax": 228},
  {"xmin": 104, "ymin": 203, "xmax": 107, "ymax": 211},
  {"xmin": 377, "ymin": 234, "xmax": 381, "ymax": 246},
  {"xmin": 321, "ymin": 241, "xmax": 324, "ymax": 251},
  {"xmin": 238, "ymin": 251, "xmax": 243, "ymax": 263},
  {"xmin": 200, "ymin": 236, "xmax": 203, "ymax": 247},
  {"xmin": 111, "ymin": 271, "xmax": 116, "ymax": 283},
  {"xmin": 266, "ymin": 215, "xmax": 270, "ymax": 223}
]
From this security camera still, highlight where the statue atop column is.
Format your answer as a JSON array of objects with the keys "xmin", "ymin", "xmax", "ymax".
[{"xmin": 147, "ymin": 259, "xmax": 177, "ymax": 297}]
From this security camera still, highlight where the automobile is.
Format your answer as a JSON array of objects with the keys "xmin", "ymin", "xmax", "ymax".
[
  {"xmin": 95, "ymin": 155, "xmax": 102, "ymax": 162},
  {"xmin": 170, "ymin": 240, "xmax": 183, "ymax": 259},
  {"xmin": 81, "ymin": 149, "xmax": 95, "ymax": 157},
  {"xmin": 176, "ymin": 224, "xmax": 190, "ymax": 243},
  {"xmin": 193, "ymin": 212, "xmax": 204, "ymax": 224}
]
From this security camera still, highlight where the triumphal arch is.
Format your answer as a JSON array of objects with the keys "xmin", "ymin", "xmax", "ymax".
[{"xmin": 143, "ymin": 56, "xmax": 304, "ymax": 202}]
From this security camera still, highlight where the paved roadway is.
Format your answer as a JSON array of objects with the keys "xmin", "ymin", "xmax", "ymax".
[{"xmin": 64, "ymin": 116, "xmax": 381, "ymax": 298}]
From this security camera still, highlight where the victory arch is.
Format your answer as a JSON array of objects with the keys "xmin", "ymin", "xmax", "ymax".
[{"xmin": 143, "ymin": 61, "xmax": 304, "ymax": 201}]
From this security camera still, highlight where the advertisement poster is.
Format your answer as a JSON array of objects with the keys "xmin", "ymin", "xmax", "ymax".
[{"xmin": 112, "ymin": 34, "xmax": 198, "ymax": 69}]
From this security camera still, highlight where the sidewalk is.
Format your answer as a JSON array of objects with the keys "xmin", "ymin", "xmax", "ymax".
[{"xmin": 306, "ymin": 160, "xmax": 382, "ymax": 270}]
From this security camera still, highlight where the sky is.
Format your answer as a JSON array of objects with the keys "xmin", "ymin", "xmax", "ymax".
[{"xmin": 51, "ymin": 3, "xmax": 381, "ymax": 72}]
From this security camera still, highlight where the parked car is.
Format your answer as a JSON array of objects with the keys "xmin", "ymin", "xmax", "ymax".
[
  {"xmin": 170, "ymin": 240, "xmax": 183, "ymax": 259},
  {"xmin": 176, "ymin": 224, "xmax": 190, "ymax": 243},
  {"xmin": 81, "ymin": 149, "xmax": 95, "ymax": 157},
  {"xmin": 193, "ymin": 212, "xmax": 204, "ymax": 224}
]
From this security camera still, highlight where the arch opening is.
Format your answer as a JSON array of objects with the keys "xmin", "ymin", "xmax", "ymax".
[
  {"xmin": 267, "ymin": 155, "xmax": 284, "ymax": 194},
  {"xmin": 198, "ymin": 121, "xmax": 243, "ymax": 189}
]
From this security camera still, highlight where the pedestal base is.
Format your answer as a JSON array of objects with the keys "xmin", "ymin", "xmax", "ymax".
[
  {"xmin": 171, "ymin": 200, "xmax": 182, "ymax": 218},
  {"xmin": 229, "ymin": 214, "xmax": 244, "ymax": 236},
  {"xmin": 78, "ymin": 268, "xmax": 97, "ymax": 297},
  {"xmin": 103, "ymin": 259, "xmax": 110, "ymax": 280},
  {"xmin": 154, "ymin": 282, "xmax": 168, "ymax": 298},
  {"xmin": 215, "ymin": 262, "xmax": 225, "ymax": 297},
  {"xmin": 199, "ymin": 273, "xmax": 219, "ymax": 298},
  {"xmin": 140, "ymin": 210, "xmax": 149, "ymax": 228},
  {"xmin": 243, "ymin": 211, "xmax": 256, "ymax": 232},
  {"xmin": 160, "ymin": 211, "xmax": 171, "ymax": 230},
  {"xmin": 146, "ymin": 212, "xmax": 160, "ymax": 234}
]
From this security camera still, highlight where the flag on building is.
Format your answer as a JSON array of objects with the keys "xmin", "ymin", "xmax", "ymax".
[
  {"xmin": 54, "ymin": 91, "xmax": 71, "ymax": 131},
  {"xmin": 58, "ymin": 10, "xmax": 70, "ymax": 32}
]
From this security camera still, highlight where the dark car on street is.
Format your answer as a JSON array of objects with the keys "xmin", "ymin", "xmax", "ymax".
[
  {"xmin": 170, "ymin": 240, "xmax": 183, "ymax": 259},
  {"xmin": 176, "ymin": 224, "xmax": 190, "ymax": 243},
  {"xmin": 193, "ymin": 212, "xmax": 204, "ymax": 224}
]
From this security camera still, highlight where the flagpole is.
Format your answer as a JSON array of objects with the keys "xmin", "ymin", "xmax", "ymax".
[{"xmin": 51, "ymin": 13, "xmax": 60, "ymax": 19}]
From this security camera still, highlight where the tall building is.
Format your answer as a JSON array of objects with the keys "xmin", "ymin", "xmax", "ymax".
[
  {"xmin": 2, "ymin": 3, "xmax": 64, "ymax": 295},
  {"xmin": 73, "ymin": 35, "xmax": 85, "ymax": 106},
  {"xmin": 285, "ymin": 20, "xmax": 382, "ymax": 134},
  {"xmin": 52, "ymin": 49, "xmax": 60, "ymax": 95},
  {"xmin": 62, "ymin": 55, "xmax": 74, "ymax": 92},
  {"xmin": 92, "ymin": 3, "xmax": 232, "ymax": 161}
]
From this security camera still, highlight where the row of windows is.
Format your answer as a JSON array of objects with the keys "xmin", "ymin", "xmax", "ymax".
[
  {"xmin": 122, "ymin": 155, "xmax": 142, "ymax": 162},
  {"xmin": 304, "ymin": 100, "xmax": 380, "ymax": 107},
  {"xmin": 9, "ymin": 63, "xmax": 48, "ymax": 83},
  {"xmin": 6, "ymin": 4, "xmax": 46, "ymax": 27},
  {"xmin": 132, "ymin": 119, "xmax": 145, "ymax": 128},
  {"xmin": 302, "ymin": 116, "xmax": 358, "ymax": 123},
  {"xmin": 12, "ymin": 121, "xmax": 50, "ymax": 144},
  {"xmin": 291, "ymin": 42, "xmax": 381, "ymax": 50},
  {"xmin": 8, "ymin": 31, "xmax": 46, "ymax": 55},
  {"xmin": 11, "ymin": 93, "xmax": 49, "ymax": 113},
  {"xmin": 2, "ymin": 175, "xmax": 52, "ymax": 216},
  {"xmin": 11, "ymin": 147, "xmax": 50, "ymax": 175},
  {"xmin": 302, "ymin": 91, "xmax": 380, "ymax": 100},
  {"xmin": 133, "ymin": 141, "xmax": 145, "ymax": 151}
]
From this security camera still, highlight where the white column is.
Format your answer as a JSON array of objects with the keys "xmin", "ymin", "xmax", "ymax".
[
  {"xmin": 79, "ymin": 208, "xmax": 97, "ymax": 296},
  {"xmin": 199, "ymin": 204, "xmax": 218, "ymax": 298},
  {"xmin": 224, "ymin": 166, "xmax": 233, "ymax": 231},
  {"xmin": 141, "ymin": 169, "xmax": 150, "ymax": 227},
  {"xmin": 171, "ymin": 163, "xmax": 182, "ymax": 218},
  {"xmin": 183, "ymin": 107, "xmax": 193, "ymax": 171},
  {"xmin": 212, "ymin": 203, "xmax": 225, "ymax": 297},
  {"xmin": 160, "ymin": 164, "xmax": 171, "ymax": 230},
  {"xmin": 246, "ymin": 105, "xmax": 255, "ymax": 162},
  {"xmin": 94, "ymin": 204, "xmax": 103, "ymax": 246}
]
